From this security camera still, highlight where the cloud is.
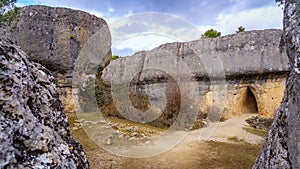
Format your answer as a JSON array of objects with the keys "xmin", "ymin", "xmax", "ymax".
[
  {"xmin": 29, "ymin": 0, "xmax": 278, "ymax": 26},
  {"xmin": 198, "ymin": 6, "xmax": 283, "ymax": 35},
  {"xmin": 108, "ymin": 7, "xmax": 114, "ymax": 13},
  {"xmin": 113, "ymin": 34, "xmax": 178, "ymax": 52},
  {"xmin": 112, "ymin": 47, "xmax": 135, "ymax": 56},
  {"xmin": 19, "ymin": 0, "xmax": 283, "ymax": 55},
  {"xmin": 217, "ymin": 6, "xmax": 283, "ymax": 35}
]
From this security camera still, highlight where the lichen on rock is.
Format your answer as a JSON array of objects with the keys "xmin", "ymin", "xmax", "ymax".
[
  {"xmin": 0, "ymin": 39, "xmax": 89, "ymax": 168},
  {"xmin": 253, "ymin": 0, "xmax": 300, "ymax": 168}
]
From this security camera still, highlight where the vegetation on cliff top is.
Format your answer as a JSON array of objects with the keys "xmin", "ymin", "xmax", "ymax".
[
  {"xmin": 201, "ymin": 28, "xmax": 221, "ymax": 39},
  {"xmin": 0, "ymin": 0, "xmax": 19, "ymax": 25}
]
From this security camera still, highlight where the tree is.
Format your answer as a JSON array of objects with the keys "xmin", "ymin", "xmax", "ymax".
[
  {"xmin": 112, "ymin": 55, "xmax": 120, "ymax": 60},
  {"xmin": 201, "ymin": 29, "xmax": 221, "ymax": 39},
  {"xmin": 236, "ymin": 26, "xmax": 245, "ymax": 33},
  {"xmin": 0, "ymin": 0, "xmax": 18, "ymax": 25}
]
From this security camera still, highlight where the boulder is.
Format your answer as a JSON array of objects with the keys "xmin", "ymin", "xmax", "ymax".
[
  {"xmin": 0, "ymin": 39, "xmax": 89, "ymax": 168},
  {"xmin": 0, "ymin": 5, "xmax": 112, "ymax": 112},
  {"xmin": 253, "ymin": 0, "xmax": 300, "ymax": 168}
]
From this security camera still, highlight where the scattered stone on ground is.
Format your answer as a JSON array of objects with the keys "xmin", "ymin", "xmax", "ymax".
[{"xmin": 245, "ymin": 116, "xmax": 273, "ymax": 130}]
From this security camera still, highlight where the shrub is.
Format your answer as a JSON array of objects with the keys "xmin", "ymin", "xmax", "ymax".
[{"xmin": 112, "ymin": 55, "xmax": 120, "ymax": 60}]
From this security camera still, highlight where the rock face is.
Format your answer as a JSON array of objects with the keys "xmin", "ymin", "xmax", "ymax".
[
  {"xmin": 102, "ymin": 29, "xmax": 289, "ymax": 119},
  {"xmin": 253, "ymin": 0, "xmax": 300, "ymax": 168},
  {"xmin": 0, "ymin": 39, "xmax": 88, "ymax": 168},
  {"xmin": 0, "ymin": 5, "xmax": 112, "ymax": 112}
]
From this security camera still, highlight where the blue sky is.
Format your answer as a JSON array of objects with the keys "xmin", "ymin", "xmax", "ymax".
[{"xmin": 17, "ymin": 0, "xmax": 283, "ymax": 56}]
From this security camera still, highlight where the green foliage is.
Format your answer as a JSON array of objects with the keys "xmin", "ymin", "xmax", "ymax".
[
  {"xmin": 236, "ymin": 26, "xmax": 245, "ymax": 33},
  {"xmin": 112, "ymin": 55, "xmax": 120, "ymax": 60},
  {"xmin": 70, "ymin": 34, "xmax": 75, "ymax": 39},
  {"xmin": 201, "ymin": 29, "xmax": 221, "ymax": 39},
  {"xmin": 0, "ymin": 0, "xmax": 18, "ymax": 25},
  {"xmin": 242, "ymin": 127, "xmax": 268, "ymax": 137}
]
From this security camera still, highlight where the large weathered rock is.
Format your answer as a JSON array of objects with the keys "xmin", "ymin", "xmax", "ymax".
[
  {"xmin": 103, "ymin": 29, "xmax": 289, "ymax": 83},
  {"xmin": 0, "ymin": 5, "xmax": 112, "ymax": 112},
  {"xmin": 253, "ymin": 0, "xmax": 300, "ymax": 168},
  {"xmin": 0, "ymin": 39, "xmax": 89, "ymax": 168},
  {"xmin": 103, "ymin": 29, "xmax": 289, "ymax": 119}
]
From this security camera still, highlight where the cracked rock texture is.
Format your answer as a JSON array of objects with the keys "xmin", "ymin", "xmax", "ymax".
[
  {"xmin": 103, "ymin": 29, "xmax": 289, "ymax": 84},
  {"xmin": 0, "ymin": 39, "xmax": 89, "ymax": 168},
  {"xmin": 253, "ymin": 0, "xmax": 300, "ymax": 168},
  {"xmin": 102, "ymin": 29, "xmax": 289, "ymax": 119},
  {"xmin": 0, "ymin": 5, "xmax": 112, "ymax": 112}
]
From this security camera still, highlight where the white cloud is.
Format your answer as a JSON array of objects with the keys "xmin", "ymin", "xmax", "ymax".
[
  {"xmin": 113, "ymin": 33, "xmax": 178, "ymax": 52},
  {"xmin": 16, "ymin": 2, "xmax": 27, "ymax": 7},
  {"xmin": 108, "ymin": 7, "xmax": 114, "ymax": 13},
  {"xmin": 198, "ymin": 6, "xmax": 283, "ymax": 36}
]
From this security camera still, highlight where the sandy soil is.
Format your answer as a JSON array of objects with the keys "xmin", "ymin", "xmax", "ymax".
[{"xmin": 72, "ymin": 113, "xmax": 266, "ymax": 169}]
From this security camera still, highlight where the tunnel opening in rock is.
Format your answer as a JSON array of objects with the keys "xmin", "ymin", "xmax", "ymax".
[{"xmin": 242, "ymin": 87, "xmax": 258, "ymax": 114}]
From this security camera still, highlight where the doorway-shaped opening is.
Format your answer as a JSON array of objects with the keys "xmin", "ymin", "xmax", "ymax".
[{"xmin": 242, "ymin": 87, "xmax": 258, "ymax": 114}]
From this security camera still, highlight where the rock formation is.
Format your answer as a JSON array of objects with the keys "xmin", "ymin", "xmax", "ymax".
[
  {"xmin": 0, "ymin": 39, "xmax": 88, "ymax": 168},
  {"xmin": 102, "ymin": 29, "xmax": 290, "ymax": 120},
  {"xmin": 253, "ymin": 0, "xmax": 300, "ymax": 168},
  {"xmin": 0, "ymin": 5, "xmax": 112, "ymax": 112}
]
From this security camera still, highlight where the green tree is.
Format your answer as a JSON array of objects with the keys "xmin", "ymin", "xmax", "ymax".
[
  {"xmin": 201, "ymin": 29, "xmax": 221, "ymax": 39},
  {"xmin": 0, "ymin": 0, "xmax": 18, "ymax": 25},
  {"xmin": 112, "ymin": 55, "xmax": 120, "ymax": 60},
  {"xmin": 236, "ymin": 26, "xmax": 245, "ymax": 33}
]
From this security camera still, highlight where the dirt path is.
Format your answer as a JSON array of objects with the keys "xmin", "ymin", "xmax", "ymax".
[
  {"xmin": 199, "ymin": 113, "xmax": 264, "ymax": 144},
  {"xmin": 70, "ymin": 113, "xmax": 265, "ymax": 168}
]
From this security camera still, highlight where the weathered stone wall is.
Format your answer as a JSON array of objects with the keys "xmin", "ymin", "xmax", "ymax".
[
  {"xmin": 103, "ymin": 29, "xmax": 289, "ymax": 83},
  {"xmin": 253, "ymin": 0, "xmax": 300, "ymax": 168},
  {"xmin": 0, "ymin": 39, "xmax": 89, "ymax": 168},
  {"xmin": 200, "ymin": 73, "xmax": 287, "ymax": 118},
  {"xmin": 0, "ymin": 5, "xmax": 112, "ymax": 112},
  {"xmin": 103, "ymin": 29, "xmax": 289, "ymax": 118}
]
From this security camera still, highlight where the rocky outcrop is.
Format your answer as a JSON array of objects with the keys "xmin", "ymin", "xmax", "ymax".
[
  {"xmin": 0, "ymin": 39, "xmax": 88, "ymax": 168},
  {"xmin": 253, "ymin": 0, "xmax": 300, "ymax": 168},
  {"xmin": 0, "ymin": 5, "xmax": 112, "ymax": 112},
  {"xmin": 103, "ymin": 29, "xmax": 289, "ymax": 83},
  {"xmin": 102, "ymin": 29, "xmax": 289, "ymax": 119}
]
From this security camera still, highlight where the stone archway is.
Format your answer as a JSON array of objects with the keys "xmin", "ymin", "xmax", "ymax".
[{"xmin": 241, "ymin": 86, "xmax": 258, "ymax": 114}]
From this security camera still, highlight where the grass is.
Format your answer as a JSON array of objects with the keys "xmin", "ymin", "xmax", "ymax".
[
  {"xmin": 227, "ymin": 136, "xmax": 245, "ymax": 142},
  {"xmin": 105, "ymin": 116, "xmax": 166, "ymax": 132},
  {"xmin": 242, "ymin": 127, "xmax": 268, "ymax": 137},
  {"xmin": 123, "ymin": 141, "xmax": 261, "ymax": 169},
  {"xmin": 206, "ymin": 141, "xmax": 261, "ymax": 169}
]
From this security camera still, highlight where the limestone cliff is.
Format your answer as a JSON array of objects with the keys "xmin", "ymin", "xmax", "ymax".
[
  {"xmin": 253, "ymin": 0, "xmax": 300, "ymax": 168},
  {"xmin": 0, "ymin": 39, "xmax": 89, "ymax": 168},
  {"xmin": 103, "ymin": 29, "xmax": 289, "ymax": 119},
  {"xmin": 0, "ymin": 5, "xmax": 112, "ymax": 112}
]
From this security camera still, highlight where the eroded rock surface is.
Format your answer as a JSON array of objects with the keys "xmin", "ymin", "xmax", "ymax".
[
  {"xmin": 103, "ymin": 29, "xmax": 289, "ymax": 83},
  {"xmin": 103, "ymin": 29, "xmax": 289, "ymax": 119},
  {"xmin": 0, "ymin": 39, "xmax": 89, "ymax": 168},
  {"xmin": 253, "ymin": 0, "xmax": 300, "ymax": 168},
  {"xmin": 0, "ymin": 5, "xmax": 112, "ymax": 112}
]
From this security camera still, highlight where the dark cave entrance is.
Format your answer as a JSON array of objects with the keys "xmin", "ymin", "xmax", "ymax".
[{"xmin": 242, "ymin": 87, "xmax": 258, "ymax": 114}]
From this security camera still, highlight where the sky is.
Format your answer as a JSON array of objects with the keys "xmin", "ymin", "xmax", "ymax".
[{"xmin": 17, "ymin": 0, "xmax": 283, "ymax": 56}]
